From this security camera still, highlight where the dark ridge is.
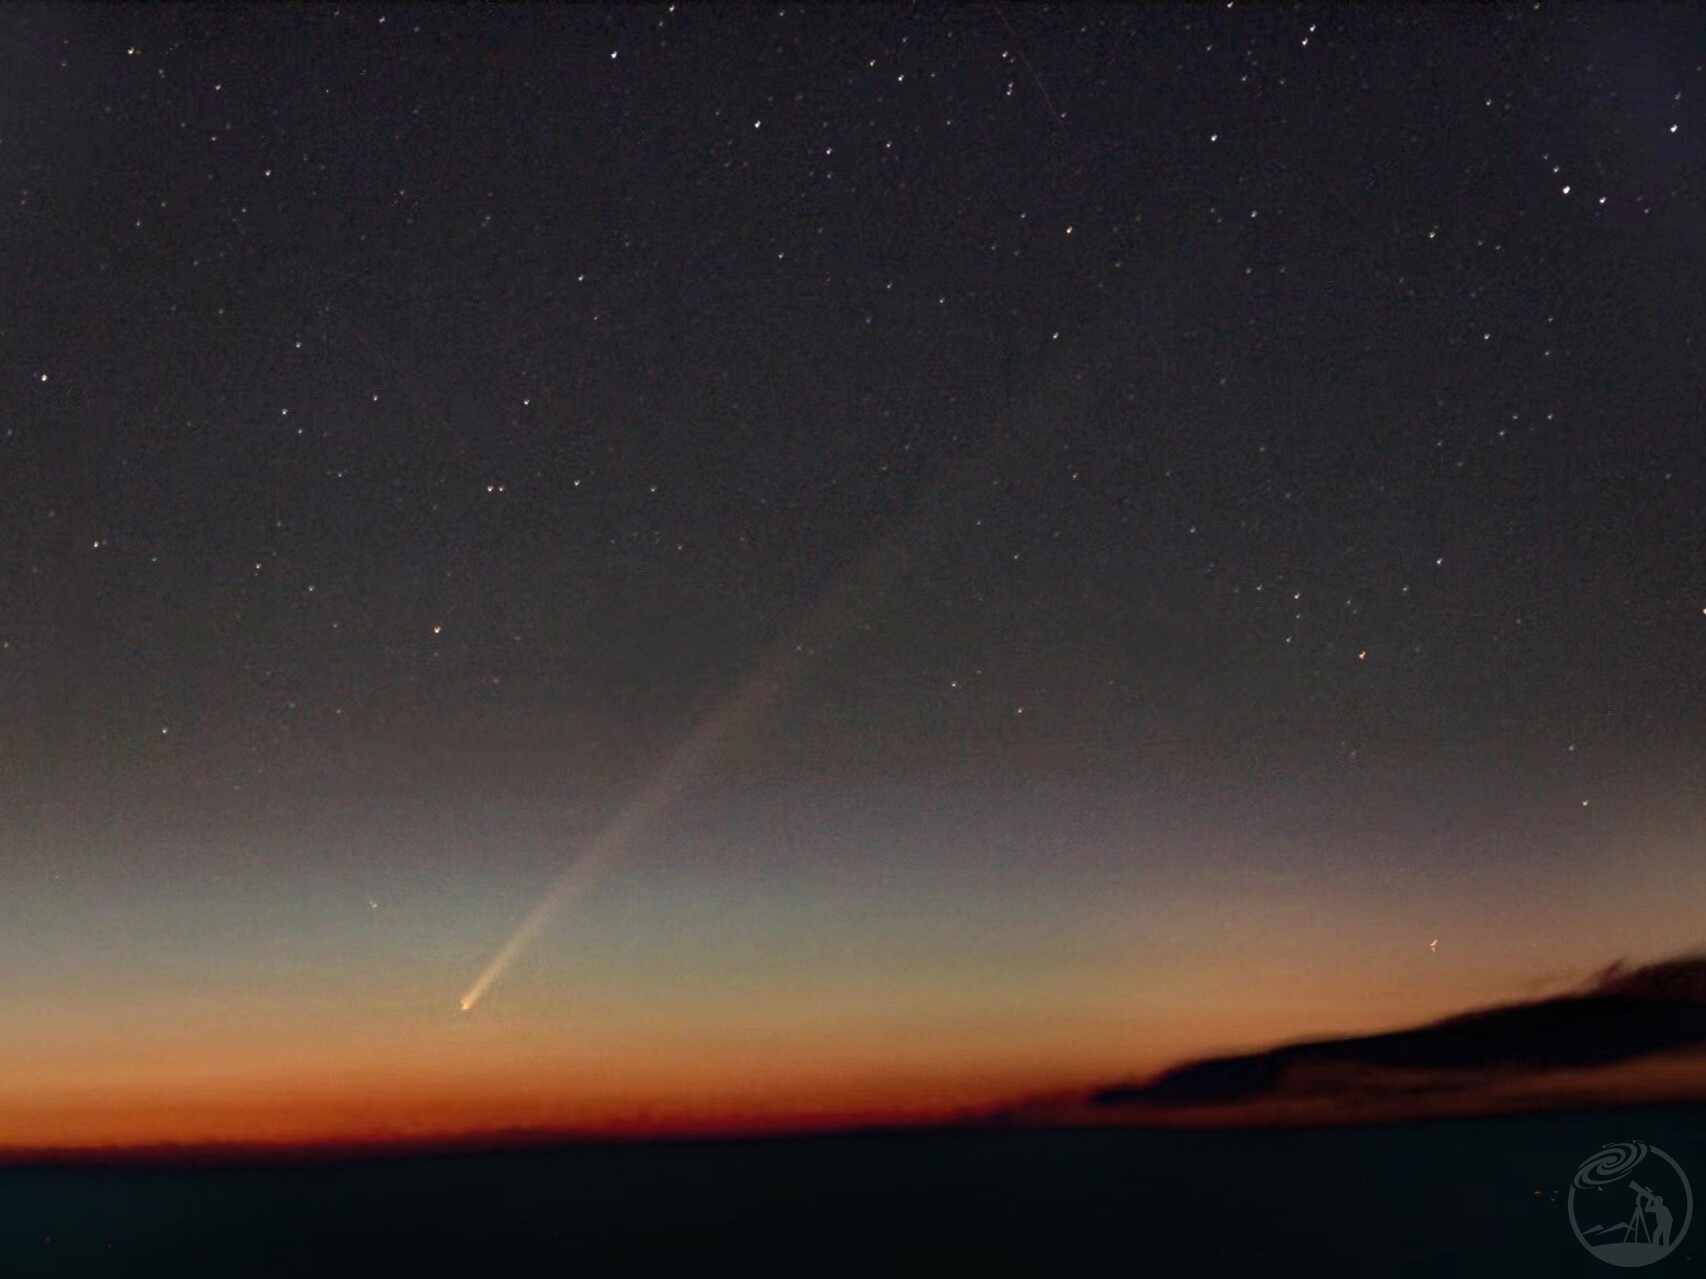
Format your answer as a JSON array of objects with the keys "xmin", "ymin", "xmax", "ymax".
[{"xmin": 1093, "ymin": 955, "xmax": 1706, "ymax": 1109}]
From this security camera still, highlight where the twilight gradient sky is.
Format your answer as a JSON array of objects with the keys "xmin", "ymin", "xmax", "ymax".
[{"xmin": 2, "ymin": 5, "xmax": 1703, "ymax": 1148}]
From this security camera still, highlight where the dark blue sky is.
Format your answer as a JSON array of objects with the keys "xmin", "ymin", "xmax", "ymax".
[{"xmin": 1, "ymin": 3, "xmax": 1702, "ymax": 1145}]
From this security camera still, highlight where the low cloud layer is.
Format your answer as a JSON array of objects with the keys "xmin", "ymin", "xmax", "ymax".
[{"xmin": 1060, "ymin": 954, "xmax": 1706, "ymax": 1126}]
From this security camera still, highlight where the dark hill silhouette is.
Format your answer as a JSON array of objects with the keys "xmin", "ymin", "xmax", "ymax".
[{"xmin": 1092, "ymin": 954, "xmax": 1706, "ymax": 1111}]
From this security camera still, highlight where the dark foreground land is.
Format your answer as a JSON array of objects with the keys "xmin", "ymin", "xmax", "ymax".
[{"xmin": 2, "ymin": 1104, "xmax": 1701, "ymax": 1276}]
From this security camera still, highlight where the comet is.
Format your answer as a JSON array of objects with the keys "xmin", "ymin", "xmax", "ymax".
[
  {"xmin": 454, "ymin": 393, "xmax": 1047, "ymax": 1012},
  {"xmin": 457, "ymin": 646, "xmax": 804, "ymax": 1013}
]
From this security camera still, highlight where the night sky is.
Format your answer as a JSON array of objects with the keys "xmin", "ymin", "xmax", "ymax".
[{"xmin": 3, "ymin": 5, "xmax": 1703, "ymax": 1148}]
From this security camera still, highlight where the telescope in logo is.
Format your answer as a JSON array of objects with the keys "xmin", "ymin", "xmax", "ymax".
[{"xmin": 1620, "ymin": 1181, "xmax": 1674, "ymax": 1247}]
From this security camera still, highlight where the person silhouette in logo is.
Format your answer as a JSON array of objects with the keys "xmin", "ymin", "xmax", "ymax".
[
  {"xmin": 1634, "ymin": 1184, "xmax": 1673, "ymax": 1247},
  {"xmin": 1644, "ymin": 1193, "xmax": 1671, "ymax": 1255}
]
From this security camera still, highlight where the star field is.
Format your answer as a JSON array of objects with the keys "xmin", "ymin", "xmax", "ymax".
[{"xmin": 0, "ymin": 4, "xmax": 1702, "ymax": 1145}]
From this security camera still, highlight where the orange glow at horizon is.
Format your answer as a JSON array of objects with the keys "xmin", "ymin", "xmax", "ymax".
[
  {"xmin": 0, "ymin": 949, "xmax": 1573, "ymax": 1154},
  {"xmin": 12, "ymin": 814, "xmax": 1704, "ymax": 1156},
  {"xmin": 0, "ymin": 1028, "xmax": 1089, "ymax": 1152}
]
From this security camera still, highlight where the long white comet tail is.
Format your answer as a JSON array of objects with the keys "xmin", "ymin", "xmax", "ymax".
[
  {"xmin": 456, "ymin": 662, "xmax": 786, "ymax": 1012},
  {"xmin": 454, "ymin": 414, "xmax": 1034, "ymax": 1013}
]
